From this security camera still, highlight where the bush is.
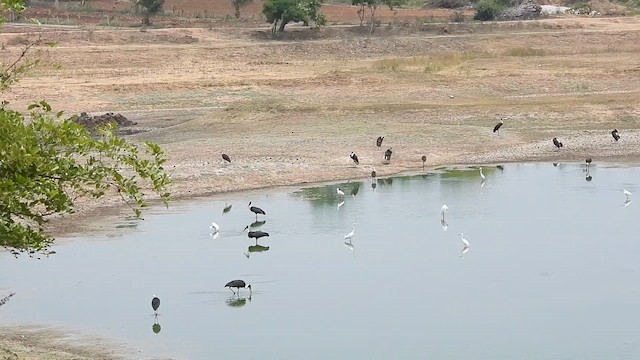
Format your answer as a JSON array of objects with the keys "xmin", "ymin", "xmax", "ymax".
[
  {"xmin": 430, "ymin": 0, "xmax": 468, "ymax": 8},
  {"xmin": 474, "ymin": 0, "xmax": 502, "ymax": 20}
]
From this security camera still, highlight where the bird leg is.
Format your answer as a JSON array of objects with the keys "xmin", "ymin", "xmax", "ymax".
[{"xmin": 228, "ymin": 288, "xmax": 236, "ymax": 295}]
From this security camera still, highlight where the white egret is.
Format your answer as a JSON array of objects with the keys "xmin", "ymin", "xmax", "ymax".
[
  {"xmin": 459, "ymin": 233, "xmax": 470, "ymax": 250},
  {"xmin": 337, "ymin": 188, "xmax": 345, "ymax": 197},
  {"xmin": 624, "ymin": 189, "xmax": 632, "ymax": 199},
  {"xmin": 209, "ymin": 222, "xmax": 220, "ymax": 234},
  {"xmin": 440, "ymin": 204, "xmax": 449, "ymax": 220},
  {"xmin": 344, "ymin": 224, "xmax": 356, "ymax": 241},
  {"xmin": 479, "ymin": 167, "xmax": 486, "ymax": 181}
]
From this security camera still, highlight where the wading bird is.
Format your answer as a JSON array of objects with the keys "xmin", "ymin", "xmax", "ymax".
[
  {"xmin": 350, "ymin": 152, "xmax": 359, "ymax": 165},
  {"xmin": 624, "ymin": 189, "xmax": 632, "ymax": 200},
  {"xmin": 337, "ymin": 188, "xmax": 345, "ymax": 197},
  {"xmin": 440, "ymin": 204, "xmax": 449, "ymax": 220},
  {"xmin": 586, "ymin": 158, "xmax": 592, "ymax": 167},
  {"xmin": 611, "ymin": 129, "xmax": 620, "ymax": 141},
  {"xmin": 248, "ymin": 202, "xmax": 266, "ymax": 220},
  {"xmin": 152, "ymin": 295, "xmax": 160, "ymax": 313},
  {"xmin": 479, "ymin": 167, "xmax": 486, "ymax": 181},
  {"xmin": 209, "ymin": 222, "xmax": 220, "ymax": 234},
  {"xmin": 246, "ymin": 230, "xmax": 269, "ymax": 244},
  {"xmin": 376, "ymin": 136, "xmax": 384, "ymax": 148},
  {"xmin": 222, "ymin": 153, "xmax": 231, "ymax": 163},
  {"xmin": 553, "ymin": 138, "xmax": 563, "ymax": 149},
  {"xmin": 344, "ymin": 224, "xmax": 356, "ymax": 241},
  {"xmin": 225, "ymin": 280, "xmax": 251, "ymax": 296},
  {"xmin": 422, "ymin": 155, "xmax": 427, "ymax": 170},
  {"xmin": 493, "ymin": 119, "xmax": 504, "ymax": 134},
  {"xmin": 223, "ymin": 202, "xmax": 232, "ymax": 214},
  {"xmin": 371, "ymin": 168, "xmax": 377, "ymax": 178}
]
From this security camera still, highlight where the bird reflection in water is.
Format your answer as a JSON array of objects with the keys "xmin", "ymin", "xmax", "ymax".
[
  {"xmin": 371, "ymin": 181, "xmax": 376, "ymax": 190},
  {"xmin": 441, "ymin": 218, "xmax": 448, "ymax": 231},
  {"xmin": 623, "ymin": 199, "xmax": 632, "ymax": 207},
  {"xmin": 152, "ymin": 314, "xmax": 161, "ymax": 334},
  {"xmin": 337, "ymin": 201, "xmax": 345, "ymax": 210},
  {"xmin": 458, "ymin": 233, "xmax": 470, "ymax": 258},
  {"xmin": 248, "ymin": 244, "xmax": 270, "ymax": 253},
  {"xmin": 226, "ymin": 295, "xmax": 251, "ymax": 308}
]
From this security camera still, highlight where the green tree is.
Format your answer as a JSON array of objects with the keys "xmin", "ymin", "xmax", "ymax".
[
  {"xmin": 231, "ymin": 0, "xmax": 253, "ymax": 19},
  {"xmin": 137, "ymin": 0, "xmax": 165, "ymax": 26},
  {"xmin": 262, "ymin": 0, "xmax": 325, "ymax": 33},
  {"xmin": 352, "ymin": 0, "xmax": 405, "ymax": 33},
  {"xmin": 0, "ymin": 0, "xmax": 171, "ymax": 257}
]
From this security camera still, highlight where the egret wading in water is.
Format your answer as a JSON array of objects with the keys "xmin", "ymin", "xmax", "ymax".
[
  {"xmin": 337, "ymin": 188, "xmax": 345, "ymax": 197},
  {"xmin": 248, "ymin": 202, "xmax": 266, "ymax": 220},
  {"xmin": 493, "ymin": 119, "xmax": 504, "ymax": 134},
  {"xmin": 225, "ymin": 280, "xmax": 252, "ymax": 296},
  {"xmin": 209, "ymin": 222, "xmax": 220, "ymax": 234},
  {"xmin": 440, "ymin": 204, "xmax": 449, "ymax": 221},
  {"xmin": 479, "ymin": 167, "xmax": 486, "ymax": 181},
  {"xmin": 151, "ymin": 295, "xmax": 160, "ymax": 314},
  {"xmin": 459, "ymin": 233, "xmax": 470, "ymax": 257},
  {"xmin": 344, "ymin": 224, "xmax": 356, "ymax": 241},
  {"xmin": 624, "ymin": 189, "xmax": 632, "ymax": 200}
]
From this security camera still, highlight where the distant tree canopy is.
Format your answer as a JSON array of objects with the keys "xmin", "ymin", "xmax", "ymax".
[
  {"xmin": 136, "ymin": 0, "xmax": 165, "ymax": 25},
  {"xmin": 352, "ymin": 0, "xmax": 406, "ymax": 33},
  {"xmin": 262, "ymin": 0, "xmax": 326, "ymax": 33},
  {"xmin": 0, "ymin": 0, "xmax": 172, "ymax": 256},
  {"xmin": 231, "ymin": 0, "xmax": 253, "ymax": 19}
]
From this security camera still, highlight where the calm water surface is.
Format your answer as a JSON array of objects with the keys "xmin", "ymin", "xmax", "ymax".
[{"xmin": 1, "ymin": 163, "xmax": 640, "ymax": 359}]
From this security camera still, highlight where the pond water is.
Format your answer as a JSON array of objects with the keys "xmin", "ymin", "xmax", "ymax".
[{"xmin": 1, "ymin": 163, "xmax": 640, "ymax": 359}]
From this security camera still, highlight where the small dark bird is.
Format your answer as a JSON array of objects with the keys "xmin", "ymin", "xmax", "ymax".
[
  {"xmin": 376, "ymin": 136, "xmax": 384, "ymax": 148},
  {"xmin": 350, "ymin": 152, "xmax": 359, "ymax": 165},
  {"xmin": 225, "ymin": 280, "xmax": 252, "ymax": 295},
  {"xmin": 553, "ymin": 138, "xmax": 563, "ymax": 149},
  {"xmin": 222, "ymin": 203, "xmax": 232, "ymax": 214},
  {"xmin": 222, "ymin": 153, "xmax": 231, "ymax": 163},
  {"xmin": 611, "ymin": 129, "xmax": 620, "ymax": 141},
  {"xmin": 248, "ymin": 202, "xmax": 266, "ymax": 219},
  {"xmin": 371, "ymin": 169, "xmax": 376, "ymax": 178},
  {"xmin": 586, "ymin": 158, "xmax": 592, "ymax": 166},
  {"xmin": 553, "ymin": 163, "xmax": 559, "ymax": 167},
  {"xmin": 421, "ymin": 155, "xmax": 427, "ymax": 170},
  {"xmin": 384, "ymin": 148, "xmax": 393, "ymax": 162},
  {"xmin": 493, "ymin": 119, "xmax": 504, "ymax": 134},
  {"xmin": 151, "ymin": 295, "xmax": 160, "ymax": 313}
]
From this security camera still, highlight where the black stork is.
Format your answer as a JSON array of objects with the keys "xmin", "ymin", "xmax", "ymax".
[
  {"xmin": 493, "ymin": 119, "xmax": 504, "ymax": 134},
  {"xmin": 611, "ymin": 129, "xmax": 620, "ymax": 141},
  {"xmin": 553, "ymin": 138, "xmax": 563, "ymax": 149},
  {"xmin": 350, "ymin": 152, "xmax": 359, "ymax": 165},
  {"xmin": 225, "ymin": 280, "xmax": 252, "ymax": 296},
  {"xmin": 248, "ymin": 202, "xmax": 266, "ymax": 220},
  {"xmin": 384, "ymin": 148, "xmax": 393, "ymax": 162},
  {"xmin": 376, "ymin": 136, "xmax": 384, "ymax": 148}
]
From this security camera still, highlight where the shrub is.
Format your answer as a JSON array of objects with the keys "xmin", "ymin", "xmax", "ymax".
[
  {"xmin": 474, "ymin": 0, "xmax": 502, "ymax": 20},
  {"xmin": 430, "ymin": 0, "xmax": 468, "ymax": 8}
]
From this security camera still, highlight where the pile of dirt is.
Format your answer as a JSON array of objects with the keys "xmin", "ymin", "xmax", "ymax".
[
  {"xmin": 73, "ymin": 112, "xmax": 139, "ymax": 135},
  {"xmin": 497, "ymin": 0, "xmax": 542, "ymax": 20}
]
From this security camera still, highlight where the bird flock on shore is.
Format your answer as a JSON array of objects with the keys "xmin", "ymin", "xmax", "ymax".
[{"xmin": 152, "ymin": 120, "xmax": 628, "ymax": 320}]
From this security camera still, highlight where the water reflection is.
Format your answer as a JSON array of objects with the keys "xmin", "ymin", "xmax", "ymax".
[
  {"xmin": 350, "ymin": 183, "xmax": 360, "ymax": 197},
  {"xmin": 226, "ymin": 295, "xmax": 251, "ymax": 308},
  {"xmin": 222, "ymin": 202, "xmax": 232, "ymax": 215},
  {"xmin": 152, "ymin": 314, "xmax": 161, "ymax": 334},
  {"xmin": 248, "ymin": 244, "xmax": 270, "ymax": 253},
  {"xmin": 337, "ymin": 201, "xmax": 345, "ymax": 210},
  {"xmin": 441, "ymin": 218, "xmax": 448, "ymax": 231}
]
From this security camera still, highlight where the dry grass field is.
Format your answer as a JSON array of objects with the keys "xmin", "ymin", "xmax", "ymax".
[{"xmin": 1, "ymin": 10, "xmax": 640, "ymax": 356}]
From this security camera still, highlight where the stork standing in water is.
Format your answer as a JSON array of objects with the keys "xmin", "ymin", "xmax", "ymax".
[
  {"xmin": 493, "ymin": 119, "xmax": 504, "ymax": 134},
  {"xmin": 376, "ymin": 136, "xmax": 384, "ymax": 148},
  {"xmin": 151, "ymin": 295, "xmax": 160, "ymax": 314},
  {"xmin": 350, "ymin": 152, "xmax": 359, "ymax": 166},
  {"xmin": 585, "ymin": 158, "xmax": 592, "ymax": 169},
  {"xmin": 611, "ymin": 129, "xmax": 620, "ymax": 141},
  {"xmin": 553, "ymin": 138, "xmax": 563, "ymax": 149},
  {"xmin": 225, "ymin": 280, "xmax": 252, "ymax": 296},
  {"xmin": 248, "ymin": 202, "xmax": 266, "ymax": 220},
  {"xmin": 222, "ymin": 153, "xmax": 231, "ymax": 163},
  {"xmin": 337, "ymin": 188, "xmax": 345, "ymax": 197}
]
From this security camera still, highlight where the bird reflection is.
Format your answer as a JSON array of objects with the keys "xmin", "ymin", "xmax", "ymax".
[
  {"xmin": 248, "ymin": 244, "xmax": 270, "ymax": 253},
  {"xmin": 623, "ymin": 199, "xmax": 632, "ymax": 207},
  {"xmin": 350, "ymin": 184, "xmax": 360, "ymax": 197},
  {"xmin": 226, "ymin": 295, "xmax": 251, "ymax": 308},
  {"xmin": 209, "ymin": 232, "xmax": 220, "ymax": 239},
  {"xmin": 243, "ymin": 251, "xmax": 251, "ymax": 258},
  {"xmin": 553, "ymin": 163, "xmax": 559, "ymax": 167},
  {"xmin": 496, "ymin": 165, "xmax": 504, "ymax": 171},
  {"xmin": 152, "ymin": 314, "xmax": 161, "ymax": 334},
  {"xmin": 441, "ymin": 218, "xmax": 448, "ymax": 231},
  {"xmin": 371, "ymin": 182, "xmax": 376, "ymax": 190},
  {"xmin": 249, "ymin": 220, "xmax": 266, "ymax": 229},
  {"xmin": 585, "ymin": 168, "xmax": 592, "ymax": 182},
  {"xmin": 337, "ymin": 201, "xmax": 345, "ymax": 210},
  {"xmin": 458, "ymin": 233, "xmax": 470, "ymax": 258},
  {"xmin": 344, "ymin": 240, "xmax": 355, "ymax": 252},
  {"xmin": 480, "ymin": 179, "xmax": 486, "ymax": 190}
]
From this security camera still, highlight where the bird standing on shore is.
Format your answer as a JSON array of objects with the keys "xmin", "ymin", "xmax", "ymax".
[
  {"xmin": 611, "ymin": 129, "xmax": 620, "ymax": 141},
  {"xmin": 350, "ymin": 152, "xmax": 359, "ymax": 165},
  {"xmin": 493, "ymin": 119, "xmax": 504, "ymax": 134},
  {"xmin": 376, "ymin": 136, "xmax": 384, "ymax": 148},
  {"xmin": 384, "ymin": 148, "xmax": 393, "ymax": 162},
  {"xmin": 222, "ymin": 153, "xmax": 231, "ymax": 163},
  {"xmin": 553, "ymin": 138, "xmax": 563, "ymax": 149},
  {"xmin": 422, "ymin": 155, "xmax": 427, "ymax": 170}
]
